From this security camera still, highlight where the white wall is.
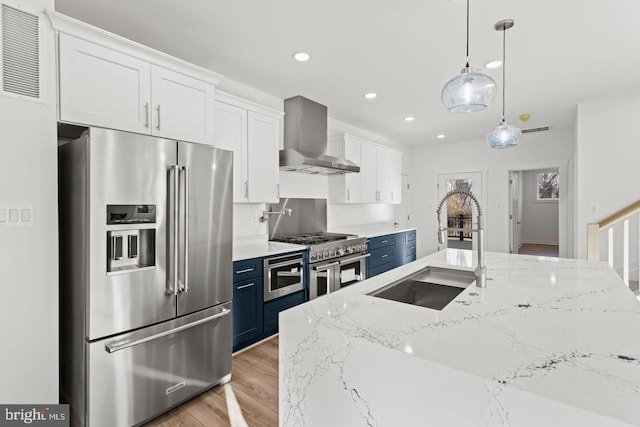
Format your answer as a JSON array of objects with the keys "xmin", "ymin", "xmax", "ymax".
[
  {"xmin": 521, "ymin": 170, "xmax": 559, "ymax": 245},
  {"xmin": 0, "ymin": 0, "xmax": 58, "ymax": 403},
  {"xmin": 575, "ymin": 95, "xmax": 640, "ymax": 279},
  {"xmin": 408, "ymin": 129, "xmax": 574, "ymax": 258}
]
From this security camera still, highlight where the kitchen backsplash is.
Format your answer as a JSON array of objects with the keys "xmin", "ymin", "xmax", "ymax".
[
  {"xmin": 327, "ymin": 203, "xmax": 395, "ymax": 228},
  {"xmin": 233, "ymin": 201, "xmax": 396, "ymax": 244}
]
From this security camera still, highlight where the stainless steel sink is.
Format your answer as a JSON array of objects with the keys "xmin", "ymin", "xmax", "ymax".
[{"xmin": 368, "ymin": 266, "xmax": 476, "ymax": 310}]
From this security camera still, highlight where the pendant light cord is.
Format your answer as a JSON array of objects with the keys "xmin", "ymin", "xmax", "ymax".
[
  {"xmin": 465, "ymin": 0, "xmax": 470, "ymax": 67},
  {"xmin": 502, "ymin": 25, "xmax": 506, "ymax": 121}
]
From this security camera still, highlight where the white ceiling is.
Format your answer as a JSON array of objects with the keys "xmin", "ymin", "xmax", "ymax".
[{"xmin": 54, "ymin": 0, "xmax": 640, "ymax": 146}]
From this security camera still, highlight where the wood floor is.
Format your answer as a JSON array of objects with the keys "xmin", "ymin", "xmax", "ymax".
[
  {"xmin": 147, "ymin": 336, "xmax": 279, "ymax": 427},
  {"xmin": 518, "ymin": 243, "xmax": 559, "ymax": 257}
]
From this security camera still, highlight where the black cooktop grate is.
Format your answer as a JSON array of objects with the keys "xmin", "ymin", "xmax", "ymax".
[{"xmin": 272, "ymin": 232, "xmax": 353, "ymax": 245}]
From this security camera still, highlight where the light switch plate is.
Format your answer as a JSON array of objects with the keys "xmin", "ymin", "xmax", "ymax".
[{"xmin": 0, "ymin": 204, "xmax": 33, "ymax": 227}]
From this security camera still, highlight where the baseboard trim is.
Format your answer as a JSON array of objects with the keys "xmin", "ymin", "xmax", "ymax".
[{"xmin": 520, "ymin": 240, "xmax": 559, "ymax": 246}]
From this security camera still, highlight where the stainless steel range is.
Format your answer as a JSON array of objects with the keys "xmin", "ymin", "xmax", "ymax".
[{"xmin": 272, "ymin": 232, "xmax": 369, "ymax": 299}]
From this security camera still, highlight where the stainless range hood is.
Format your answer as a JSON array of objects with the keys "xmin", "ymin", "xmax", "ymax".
[{"xmin": 280, "ymin": 96, "xmax": 360, "ymax": 175}]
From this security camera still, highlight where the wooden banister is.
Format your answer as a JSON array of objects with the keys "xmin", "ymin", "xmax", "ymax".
[{"xmin": 587, "ymin": 200, "xmax": 640, "ymax": 261}]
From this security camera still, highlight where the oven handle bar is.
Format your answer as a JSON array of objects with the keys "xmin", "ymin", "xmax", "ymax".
[
  {"xmin": 338, "ymin": 253, "xmax": 371, "ymax": 264},
  {"xmin": 312, "ymin": 261, "xmax": 339, "ymax": 271},
  {"xmin": 267, "ymin": 258, "xmax": 303, "ymax": 270}
]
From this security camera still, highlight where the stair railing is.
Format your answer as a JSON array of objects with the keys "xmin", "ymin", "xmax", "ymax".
[{"xmin": 587, "ymin": 200, "xmax": 640, "ymax": 285}]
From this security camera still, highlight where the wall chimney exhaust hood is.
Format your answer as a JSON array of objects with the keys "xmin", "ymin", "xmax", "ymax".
[{"xmin": 280, "ymin": 96, "xmax": 360, "ymax": 175}]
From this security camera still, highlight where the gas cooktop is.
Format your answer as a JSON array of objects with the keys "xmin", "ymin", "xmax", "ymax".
[{"xmin": 271, "ymin": 232, "xmax": 355, "ymax": 246}]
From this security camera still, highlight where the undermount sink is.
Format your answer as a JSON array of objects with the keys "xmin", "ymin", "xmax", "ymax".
[{"xmin": 368, "ymin": 266, "xmax": 476, "ymax": 310}]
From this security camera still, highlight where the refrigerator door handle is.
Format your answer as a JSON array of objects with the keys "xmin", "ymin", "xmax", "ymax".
[
  {"xmin": 167, "ymin": 165, "xmax": 180, "ymax": 296},
  {"xmin": 104, "ymin": 308, "xmax": 231, "ymax": 353},
  {"xmin": 182, "ymin": 165, "xmax": 190, "ymax": 293}
]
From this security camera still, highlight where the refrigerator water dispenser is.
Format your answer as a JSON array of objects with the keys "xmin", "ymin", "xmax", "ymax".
[{"xmin": 106, "ymin": 204, "xmax": 156, "ymax": 273}]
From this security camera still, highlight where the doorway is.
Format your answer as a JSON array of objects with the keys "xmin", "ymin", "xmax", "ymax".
[
  {"xmin": 437, "ymin": 172, "xmax": 483, "ymax": 251},
  {"xmin": 509, "ymin": 167, "xmax": 561, "ymax": 257}
]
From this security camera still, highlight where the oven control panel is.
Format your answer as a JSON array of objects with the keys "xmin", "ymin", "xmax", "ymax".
[{"xmin": 309, "ymin": 239, "xmax": 368, "ymax": 262}]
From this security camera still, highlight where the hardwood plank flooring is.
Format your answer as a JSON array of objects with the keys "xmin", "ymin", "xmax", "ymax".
[
  {"xmin": 518, "ymin": 243, "xmax": 559, "ymax": 257},
  {"xmin": 146, "ymin": 336, "xmax": 279, "ymax": 427}
]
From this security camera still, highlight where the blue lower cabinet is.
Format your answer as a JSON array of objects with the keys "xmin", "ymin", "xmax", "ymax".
[
  {"xmin": 232, "ymin": 251, "xmax": 308, "ymax": 352},
  {"xmin": 367, "ymin": 230, "xmax": 417, "ymax": 278},
  {"xmin": 232, "ymin": 277, "xmax": 263, "ymax": 352},
  {"xmin": 263, "ymin": 290, "xmax": 305, "ymax": 335}
]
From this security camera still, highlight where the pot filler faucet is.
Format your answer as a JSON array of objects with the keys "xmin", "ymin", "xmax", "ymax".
[{"xmin": 436, "ymin": 189, "xmax": 487, "ymax": 288}]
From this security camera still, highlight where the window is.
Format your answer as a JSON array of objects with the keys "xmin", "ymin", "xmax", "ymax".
[{"xmin": 537, "ymin": 172, "xmax": 559, "ymax": 200}]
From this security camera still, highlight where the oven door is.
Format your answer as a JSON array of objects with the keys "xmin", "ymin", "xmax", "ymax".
[
  {"xmin": 337, "ymin": 253, "xmax": 370, "ymax": 291},
  {"xmin": 309, "ymin": 260, "xmax": 339, "ymax": 300},
  {"xmin": 263, "ymin": 254, "xmax": 304, "ymax": 301}
]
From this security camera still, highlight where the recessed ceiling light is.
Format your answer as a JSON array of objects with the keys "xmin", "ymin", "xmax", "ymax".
[
  {"xmin": 363, "ymin": 92, "xmax": 377, "ymax": 100},
  {"xmin": 404, "ymin": 116, "xmax": 415, "ymax": 122},
  {"xmin": 436, "ymin": 134, "xmax": 446, "ymax": 139},
  {"xmin": 292, "ymin": 52, "xmax": 311, "ymax": 62},
  {"xmin": 485, "ymin": 60, "xmax": 502, "ymax": 69}
]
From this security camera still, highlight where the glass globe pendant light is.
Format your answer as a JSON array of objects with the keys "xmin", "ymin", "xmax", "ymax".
[
  {"xmin": 441, "ymin": 0, "xmax": 496, "ymax": 113},
  {"xmin": 487, "ymin": 19, "xmax": 520, "ymax": 149}
]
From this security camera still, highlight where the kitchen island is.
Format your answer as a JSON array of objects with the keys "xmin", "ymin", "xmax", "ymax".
[{"xmin": 279, "ymin": 249, "xmax": 640, "ymax": 426}]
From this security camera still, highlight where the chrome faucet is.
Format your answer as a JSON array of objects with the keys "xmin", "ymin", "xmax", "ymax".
[{"xmin": 436, "ymin": 189, "xmax": 487, "ymax": 288}]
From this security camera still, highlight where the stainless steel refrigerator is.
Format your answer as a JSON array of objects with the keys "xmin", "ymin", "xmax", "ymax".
[{"xmin": 58, "ymin": 126, "xmax": 233, "ymax": 427}]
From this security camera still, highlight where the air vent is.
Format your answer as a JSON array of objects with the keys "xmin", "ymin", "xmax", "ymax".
[
  {"xmin": 2, "ymin": 4, "xmax": 39, "ymax": 98},
  {"xmin": 521, "ymin": 126, "xmax": 550, "ymax": 134}
]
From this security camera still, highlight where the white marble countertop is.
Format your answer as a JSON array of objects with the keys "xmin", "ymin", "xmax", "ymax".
[
  {"xmin": 279, "ymin": 249, "xmax": 640, "ymax": 426},
  {"xmin": 328, "ymin": 222, "xmax": 416, "ymax": 238},
  {"xmin": 232, "ymin": 241, "xmax": 306, "ymax": 261}
]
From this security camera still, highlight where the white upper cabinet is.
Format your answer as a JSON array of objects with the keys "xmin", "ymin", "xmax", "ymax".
[
  {"xmin": 213, "ymin": 101, "xmax": 248, "ymax": 202},
  {"xmin": 376, "ymin": 147, "xmax": 402, "ymax": 204},
  {"xmin": 214, "ymin": 93, "xmax": 282, "ymax": 203},
  {"xmin": 51, "ymin": 13, "xmax": 221, "ymax": 145},
  {"xmin": 328, "ymin": 134, "xmax": 361, "ymax": 203},
  {"xmin": 330, "ymin": 133, "xmax": 402, "ymax": 205},
  {"xmin": 247, "ymin": 111, "xmax": 279, "ymax": 203},
  {"xmin": 150, "ymin": 66, "xmax": 215, "ymax": 143},
  {"xmin": 58, "ymin": 34, "xmax": 151, "ymax": 134},
  {"xmin": 360, "ymin": 143, "xmax": 378, "ymax": 203}
]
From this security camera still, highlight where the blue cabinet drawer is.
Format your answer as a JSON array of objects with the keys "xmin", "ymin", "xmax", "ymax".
[
  {"xmin": 263, "ymin": 290, "xmax": 305, "ymax": 335},
  {"xmin": 368, "ymin": 245, "xmax": 397, "ymax": 268},
  {"xmin": 233, "ymin": 258, "xmax": 262, "ymax": 282},
  {"xmin": 405, "ymin": 230, "xmax": 416, "ymax": 243},
  {"xmin": 368, "ymin": 234, "xmax": 396, "ymax": 250},
  {"xmin": 405, "ymin": 253, "xmax": 417, "ymax": 264}
]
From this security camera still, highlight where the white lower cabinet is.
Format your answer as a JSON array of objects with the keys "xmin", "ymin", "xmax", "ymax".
[
  {"xmin": 214, "ymin": 95, "xmax": 282, "ymax": 203},
  {"xmin": 57, "ymin": 31, "xmax": 217, "ymax": 144},
  {"xmin": 329, "ymin": 133, "xmax": 402, "ymax": 205}
]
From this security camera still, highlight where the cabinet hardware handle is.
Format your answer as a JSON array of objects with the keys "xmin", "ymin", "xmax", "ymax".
[
  {"xmin": 391, "ymin": 192, "xmax": 394, "ymax": 201},
  {"xmin": 381, "ymin": 240, "xmax": 388, "ymax": 244},
  {"xmin": 381, "ymin": 254, "xmax": 388, "ymax": 258},
  {"xmin": 236, "ymin": 268, "xmax": 254, "ymax": 274},
  {"xmin": 376, "ymin": 190, "xmax": 380, "ymax": 201},
  {"xmin": 156, "ymin": 105, "xmax": 161, "ymax": 130},
  {"xmin": 237, "ymin": 283, "xmax": 255, "ymax": 290},
  {"xmin": 244, "ymin": 182, "xmax": 248, "ymax": 198},
  {"xmin": 347, "ymin": 189, "xmax": 350, "ymax": 201},
  {"xmin": 144, "ymin": 102, "xmax": 149, "ymax": 128}
]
